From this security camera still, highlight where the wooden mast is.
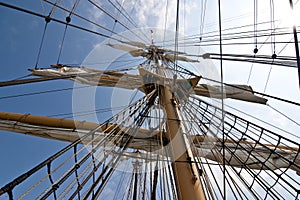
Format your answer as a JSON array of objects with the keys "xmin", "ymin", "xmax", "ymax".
[
  {"xmin": 160, "ymin": 85, "xmax": 206, "ymax": 200},
  {"xmin": 138, "ymin": 43, "xmax": 206, "ymax": 198}
]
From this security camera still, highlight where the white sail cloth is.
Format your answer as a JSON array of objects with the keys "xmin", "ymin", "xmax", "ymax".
[
  {"xmin": 1, "ymin": 117, "xmax": 299, "ymax": 175},
  {"xmin": 30, "ymin": 66, "xmax": 268, "ymax": 104}
]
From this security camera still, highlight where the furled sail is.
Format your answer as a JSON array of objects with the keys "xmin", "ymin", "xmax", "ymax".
[
  {"xmin": 0, "ymin": 87, "xmax": 298, "ymax": 199},
  {"xmin": 194, "ymin": 84, "xmax": 268, "ymax": 104},
  {"xmin": 0, "ymin": 1, "xmax": 299, "ymax": 199},
  {"xmin": 0, "ymin": 96, "xmax": 299, "ymax": 175},
  {"xmin": 193, "ymin": 136, "xmax": 300, "ymax": 175},
  {"xmin": 30, "ymin": 66, "xmax": 142, "ymax": 89},
  {"xmin": 30, "ymin": 65, "xmax": 268, "ymax": 104}
]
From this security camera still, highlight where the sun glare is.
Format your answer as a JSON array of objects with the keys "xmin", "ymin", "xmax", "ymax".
[{"xmin": 279, "ymin": 2, "xmax": 300, "ymax": 27}]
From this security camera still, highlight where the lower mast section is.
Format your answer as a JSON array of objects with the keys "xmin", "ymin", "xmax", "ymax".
[{"xmin": 161, "ymin": 85, "xmax": 206, "ymax": 200}]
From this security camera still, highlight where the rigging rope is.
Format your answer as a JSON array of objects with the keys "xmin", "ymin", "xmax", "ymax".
[
  {"xmin": 199, "ymin": 0, "xmax": 207, "ymax": 42},
  {"xmin": 267, "ymin": 103, "xmax": 300, "ymax": 127},
  {"xmin": 57, "ymin": 24, "xmax": 69, "ymax": 64},
  {"xmin": 0, "ymin": 2, "xmax": 131, "ymax": 44},
  {"xmin": 0, "ymin": 85, "xmax": 91, "ymax": 100},
  {"xmin": 210, "ymin": 98, "xmax": 299, "ymax": 139},
  {"xmin": 43, "ymin": 0, "xmax": 128, "ymax": 41},
  {"xmin": 56, "ymin": 0, "xmax": 81, "ymax": 64},
  {"xmin": 254, "ymin": 0, "xmax": 258, "ymax": 52},
  {"xmin": 156, "ymin": 21, "xmax": 294, "ymax": 47},
  {"xmin": 107, "ymin": 0, "xmax": 148, "ymax": 41},
  {"xmin": 1, "ymin": 1, "xmax": 300, "ymax": 199},
  {"xmin": 88, "ymin": 0, "xmax": 148, "ymax": 43},
  {"xmin": 35, "ymin": 22, "xmax": 49, "ymax": 69},
  {"xmin": 217, "ymin": 0, "xmax": 226, "ymax": 197},
  {"xmin": 247, "ymin": 0, "xmax": 258, "ymax": 84},
  {"xmin": 270, "ymin": 0, "xmax": 276, "ymax": 56},
  {"xmin": 261, "ymin": 0, "xmax": 276, "ymax": 93},
  {"xmin": 185, "ymin": 96, "xmax": 300, "ymax": 199},
  {"xmin": 173, "ymin": 0, "xmax": 180, "ymax": 74}
]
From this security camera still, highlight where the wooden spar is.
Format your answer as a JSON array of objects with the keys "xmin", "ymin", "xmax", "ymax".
[
  {"xmin": 24, "ymin": 66, "xmax": 267, "ymax": 104},
  {"xmin": 1, "ymin": 111, "xmax": 298, "ymax": 153},
  {"xmin": 0, "ymin": 111, "xmax": 167, "ymax": 152},
  {"xmin": 161, "ymin": 85, "xmax": 206, "ymax": 200},
  {"xmin": 0, "ymin": 112, "xmax": 162, "ymax": 139},
  {"xmin": 0, "ymin": 111, "xmax": 99, "ymax": 130}
]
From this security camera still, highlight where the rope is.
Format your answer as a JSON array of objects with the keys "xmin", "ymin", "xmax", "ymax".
[
  {"xmin": 186, "ymin": 96, "xmax": 300, "ymax": 199},
  {"xmin": 199, "ymin": 0, "xmax": 207, "ymax": 42},
  {"xmin": 173, "ymin": 0, "xmax": 180, "ymax": 74},
  {"xmin": 88, "ymin": 0, "xmax": 148, "ymax": 43},
  {"xmin": 35, "ymin": 23, "xmax": 48, "ymax": 69},
  {"xmin": 0, "ymin": 85, "xmax": 90, "ymax": 100},
  {"xmin": 267, "ymin": 103, "xmax": 300, "ymax": 127},
  {"xmin": 254, "ymin": 0, "xmax": 258, "ymax": 51},
  {"xmin": 1, "ymin": 94, "xmax": 153, "ymax": 198},
  {"xmin": 217, "ymin": 0, "xmax": 226, "ymax": 197},
  {"xmin": 56, "ymin": 23, "xmax": 69, "ymax": 64},
  {"xmin": 0, "ymin": 2, "xmax": 124, "ymax": 42},
  {"xmin": 270, "ymin": 0, "xmax": 276, "ymax": 55},
  {"xmin": 43, "ymin": 0, "xmax": 127, "ymax": 40},
  {"xmin": 210, "ymin": 98, "xmax": 299, "ymax": 139}
]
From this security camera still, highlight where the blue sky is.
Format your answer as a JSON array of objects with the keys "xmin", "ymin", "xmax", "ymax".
[
  {"xmin": 0, "ymin": 1, "xmax": 74, "ymax": 187},
  {"xmin": 0, "ymin": 0, "xmax": 102, "ymax": 187},
  {"xmin": 1, "ymin": 0, "xmax": 300, "ymax": 199},
  {"xmin": 0, "ymin": 0, "xmax": 142, "ymax": 194}
]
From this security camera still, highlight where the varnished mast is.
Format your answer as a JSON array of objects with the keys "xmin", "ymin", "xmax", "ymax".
[
  {"xmin": 161, "ymin": 84, "xmax": 206, "ymax": 200},
  {"xmin": 138, "ymin": 44, "xmax": 206, "ymax": 199}
]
